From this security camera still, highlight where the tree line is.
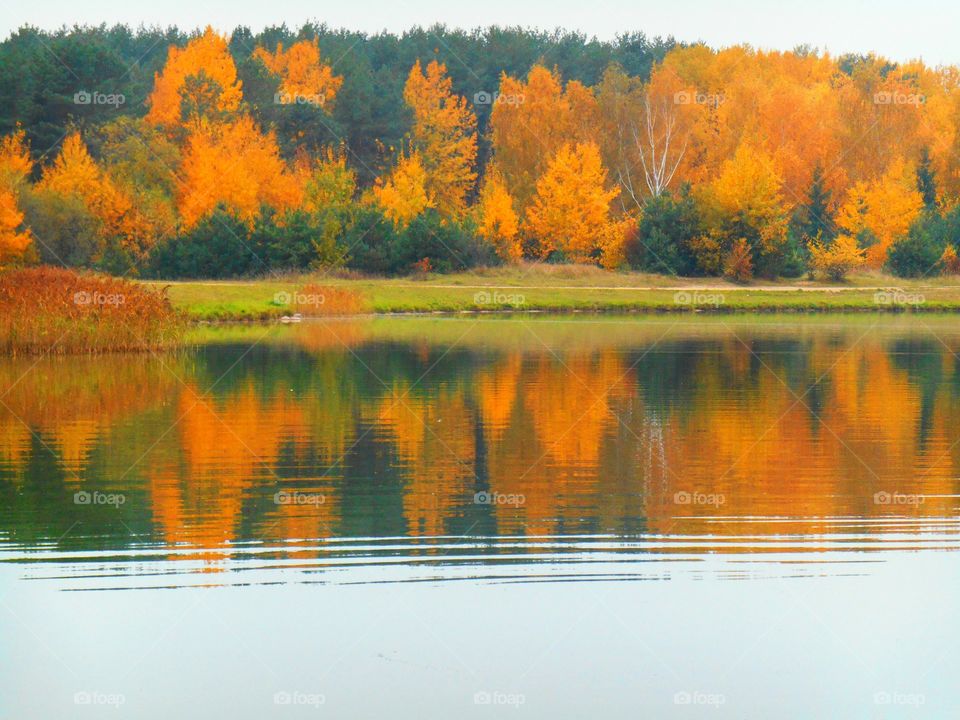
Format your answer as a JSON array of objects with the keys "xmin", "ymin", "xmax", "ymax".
[{"xmin": 0, "ymin": 23, "xmax": 958, "ymax": 279}]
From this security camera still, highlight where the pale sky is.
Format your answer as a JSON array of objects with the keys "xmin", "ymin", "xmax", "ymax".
[{"xmin": 3, "ymin": 0, "xmax": 959, "ymax": 66}]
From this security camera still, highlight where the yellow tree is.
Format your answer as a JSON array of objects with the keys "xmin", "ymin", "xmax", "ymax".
[
  {"xmin": 178, "ymin": 116, "xmax": 301, "ymax": 228},
  {"xmin": 253, "ymin": 38, "xmax": 343, "ymax": 108},
  {"xmin": 836, "ymin": 157, "xmax": 923, "ymax": 267},
  {"xmin": 38, "ymin": 132, "xmax": 141, "ymax": 249},
  {"xmin": 146, "ymin": 27, "xmax": 243, "ymax": 130},
  {"xmin": 0, "ymin": 129, "xmax": 32, "ymax": 189},
  {"xmin": 297, "ymin": 147, "xmax": 356, "ymax": 215},
  {"xmin": 490, "ymin": 65, "xmax": 599, "ymax": 210},
  {"xmin": 524, "ymin": 142, "xmax": 620, "ymax": 262},
  {"xmin": 477, "ymin": 169, "xmax": 521, "ymax": 262},
  {"xmin": 708, "ymin": 142, "xmax": 788, "ymax": 256},
  {"xmin": 0, "ymin": 191, "xmax": 31, "ymax": 266},
  {"xmin": 0, "ymin": 129, "xmax": 33, "ymax": 266},
  {"xmin": 372, "ymin": 150, "xmax": 432, "ymax": 227},
  {"xmin": 403, "ymin": 60, "xmax": 477, "ymax": 219}
]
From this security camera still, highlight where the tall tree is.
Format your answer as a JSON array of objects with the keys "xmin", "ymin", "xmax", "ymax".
[
  {"xmin": 490, "ymin": 65, "xmax": 599, "ymax": 210},
  {"xmin": 146, "ymin": 27, "xmax": 243, "ymax": 130},
  {"xmin": 524, "ymin": 142, "xmax": 620, "ymax": 262},
  {"xmin": 794, "ymin": 164, "xmax": 835, "ymax": 243},
  {"xmin": 403, "ymin": 60, "xmax": 477, "ymax": 219},
  {"xmin": 836, "ymin": 157, "xmax": 923, "ymax": 267},
  {"xmin": 178, "ymin": 116, "xmax": 300, "ymax": 228},
  {"xmin": 252, "ymin": 38, "xmax": 343, "ymax": 108},
  {"xmin": 477, "ymin": 169, "xmax": 521, "ymax": 262},
  {"xmin": 372, "ymin": 150, "xmax": 432, "ymax": 227}
]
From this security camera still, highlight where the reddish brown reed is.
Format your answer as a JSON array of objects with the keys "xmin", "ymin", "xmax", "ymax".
[{"xmin": 0, "ymin": 266, "xmax": 184, "ymax": 355}]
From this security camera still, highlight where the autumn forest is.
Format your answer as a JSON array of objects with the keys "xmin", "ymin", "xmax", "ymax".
[{"xmin": 1, "ymin": 23, "xmax": 960, "ymax": 280}]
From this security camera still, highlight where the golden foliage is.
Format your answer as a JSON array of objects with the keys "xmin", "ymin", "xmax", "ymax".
[
  {"xmin": 808, "ymin": 234, "xmax": 867, "ymax": 280},
  {"xmin": 709, "ymin": 143, "xmax": 788, "ymax": 254},
  {"xmin": 0, "ymin": 129, "xmax": 33, "ymax": 265},
  {"xmin": 477, "ymin": 169, "xmax": 521, "ymax": 262},
  {"xmin": 0, "ymin": 189, "xmax": 31, "ymax": 266},
  {"xmin": 722, "ymin": 237, "xmax": 754, "ymax": 281},
  {"xmin": 298, "ymin": 147, "xmax": 356, "ymax": 214},
  {"xmin": 253, "ymin": 38, "xmax": 343, "ymax": 108},
  {"xmin": 525, "ymin": 142, "xmax": 620, "ymax": 261},
  {"xmin": 490, "ymin": 65, "xmax": 599, "ymax": 209},
  {"xmin": 0, "ymin": 129, "xmax": 32, "ymax": 189},
  {"xmin": 403, "ymin": 60, "xmax": 477, "ymax": 218},
  {"xmin": 178, "ymin": 116, "xmax": 301, "ymax": 228},
  {"xmin": 941, "ymin": 245, "xmax": 960, "ymax": 275},
  {"xmin": 38, "ymin": 132, "xmax": 148, "ymax": 253},
  {"xmin": 373, "ymin": 150, "xmax": 432, "ymax": 227},
  {"xmin": 836, "ymin": 157, "xmax": 923, "ymax": 267},
  {"xmin": 145, "ymin": 27, "xmax": 242, "ymax": 129}
]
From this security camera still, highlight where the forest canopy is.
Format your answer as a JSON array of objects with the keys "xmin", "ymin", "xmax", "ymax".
[{"xmin": 1, "ymin": 22, "xmax": 958, "ymax": 280}]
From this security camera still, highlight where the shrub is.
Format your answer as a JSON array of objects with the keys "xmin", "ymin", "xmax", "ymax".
[
  {"xmin": 0, "ymin": 266, "xmax": 183, "ymax": 354},
  {"xmin": 886, "ymin": 213, "xmax": 946, "ymax": 278},
  {"xmin": 392, "ymin": 210, "xmax": 495, "ymax": 274},
  {"xmin": 289, "ymin": 283, "xmax": 365, "ymax": 315},
  {"xmin": 20, "ymin": 188, "xmax": 102, "ymax": 267},
  {"xmin": 722, "ymin": 238, "xmax": 754, "ymax": 282},
  {"xmin": 941, "ymin": 245, "xmax": 960, "ymax": 275},
  {"xmin": 342, "ymin": 206, "xmax": 401, "ymax": 275},
  {"xmin": 147, "ymin": 209, "xmax": 260, "ymax": 278},
  {"xmin": 252, "ymin": 208, "xmax": 348, "ymax": 270},
  {"xmin": 344, "ymin": 208, "xmax": 495, "ymax": 275},
  {"xmin": 627, "ymin": 188, "xmax": 702, "ymax": 275},
  {"xmin": 808, "ymin": 234, "xmax": 865, "ymax": 281}
]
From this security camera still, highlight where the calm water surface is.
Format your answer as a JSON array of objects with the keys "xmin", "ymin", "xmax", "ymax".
[{"xmin": 2, "ymin": 315, "xmax": 959, "ymax": 718}]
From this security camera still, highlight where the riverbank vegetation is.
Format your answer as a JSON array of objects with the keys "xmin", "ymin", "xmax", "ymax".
[
  {"xmin": 0, "ymin": 267, "xmax": 182, "ymax": 354},
  {"xmin": 3, "ymin": 26, "xmax": 960, "ymax": 285}
]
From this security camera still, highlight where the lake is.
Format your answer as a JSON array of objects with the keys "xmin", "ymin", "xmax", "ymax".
[{"xmin": 1, "ymin": 315, "xmax": 959, "ymax": 718}]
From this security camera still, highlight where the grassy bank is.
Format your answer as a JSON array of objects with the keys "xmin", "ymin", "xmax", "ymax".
[{"xmin": 146, "ymin": 266, "xmax": 960, "ymax": 321}]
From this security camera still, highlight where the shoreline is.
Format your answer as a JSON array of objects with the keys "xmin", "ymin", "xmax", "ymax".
[{"xmin": 146, "ymin": 268, "xmax": 960, "ymax": 322}]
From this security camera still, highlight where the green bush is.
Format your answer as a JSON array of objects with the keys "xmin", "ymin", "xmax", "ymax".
[
  {"xmin": 147, "ymin": 209, "xmax": 260, "ymax": 278},
  {"xmin": 887, "ymin": 213, "xmax": 946, "ymax": 278},
  {"xmin": 20, "ymin": 188, "xmax": 103, "ymax": 267},
  {"xmin": 393, "ymin": 211, "xmax": 496, "ymax": 273},
  {"xmin": 626, "ymin": 188, "xmax": 701, "ymax": 276}
]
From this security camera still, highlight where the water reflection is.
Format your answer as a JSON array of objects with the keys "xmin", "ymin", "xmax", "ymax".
[{"xmin": 2, "ymin": 316, "xmax": 959, "ymax": 587}]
